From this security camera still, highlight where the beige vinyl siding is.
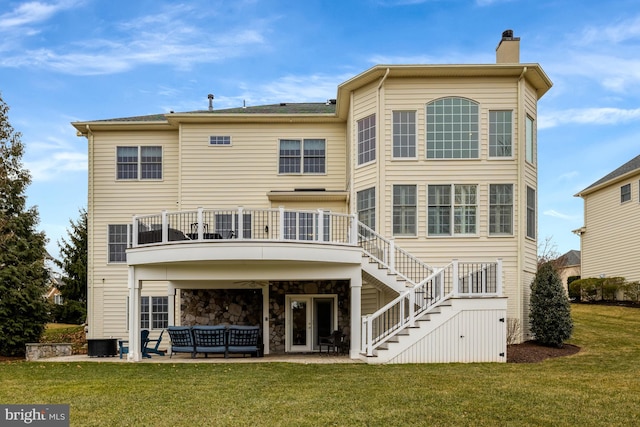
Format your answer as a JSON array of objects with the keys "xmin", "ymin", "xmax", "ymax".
[
  {"xmin": 179, "ymin": 123, "xmax": 346, "ymax": 210},
  {"xmin": 582, "ymin": 175, "xmax": 640, "ymax": 282},
  {"xmin": 88, "ymin": 130, "xmax": 179, "ymax": 338}
]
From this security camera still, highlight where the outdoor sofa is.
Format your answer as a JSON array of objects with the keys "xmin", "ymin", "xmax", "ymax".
[{"xmin": 167, "ymin": 325, "xmax": 261, "ymax": 358}]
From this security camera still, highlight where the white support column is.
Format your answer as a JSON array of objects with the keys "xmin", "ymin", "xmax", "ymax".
[
  {"xmin": 497, "ymin": 258, "xmax": 503, "ymax": 296},
  {"xmin": 132, "ymin": 215, "xmax": 139, "ymax": 247},
  {"xmin": 278, "ymin": 206, "xmax": 285, "ymax": 240},
  {"xmin": 350, "ymin": 214, "xmax": 358, "ymax": 245},
  {"xmin": 237, "ymin": 206, "xmax": 244, "ymax": 239},
  {"xmin": 197, "ymin": 207, "xmax": 204, "ymax": 240},
  {"xmin": 127, "ymin": 266, "xmax": 142, "ymax": 362},
  {"xmin": 262, "ymin": 284, "xmax": 269, "ymax": 355},
  {"xmin": 168, "ymin": 283, "xmax": 176, "ymax": 327},
  {"xmin": 161, "ymin": 210, "xmax": 168, "ymax": 243},
  {"xmin": 349, "ymin": 271, "xmax": 362, "ymax": 359},
  {"xmin": 452, "ymin": 259, "xmax": 459, "ymax": 296},
  {"xmin": 317, "ymin": 209, "xmax": 324, "ymax": 242}
]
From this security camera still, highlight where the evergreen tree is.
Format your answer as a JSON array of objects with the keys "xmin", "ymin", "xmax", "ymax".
[
  {"xmin": 530, "ymin": 262, "xmax": 573, "ymax": 347},
  {"xmin": 0, "ymin": 92, "xmax": 50, "ymax": 356},
  {"xmin": 56, "ymin": 209, "xmax": 88, "ymax": 303}
]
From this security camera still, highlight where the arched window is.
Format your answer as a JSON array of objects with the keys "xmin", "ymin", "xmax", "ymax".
[{"xmin": 426, "ymin": 97, "xmax": 479, "ymax": 159}]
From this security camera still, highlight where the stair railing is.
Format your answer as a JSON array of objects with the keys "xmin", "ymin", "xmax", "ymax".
[
  {"xmin": 361, "ymin": 259, "xmax": 502, "ymax": 356},
  {"xmin": 357, "ymin": 222, "xmax": 434, "ymax": 285}
]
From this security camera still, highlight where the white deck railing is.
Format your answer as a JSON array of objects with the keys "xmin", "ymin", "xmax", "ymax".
[
  {"xmin": 131, "ymin": 207, "xmax": 357, "ymax": 247},
  {"xmin": 361, "ymin": 259, "xmax": 503, "ymax": 356}
]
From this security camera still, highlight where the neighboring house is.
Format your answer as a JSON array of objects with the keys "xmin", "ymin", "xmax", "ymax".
[
  {"xmin": 44, "ymin": 251, "xmax": 63, "ymax": 305},
  {"xmin": 556, "ymin": 250, "xmax": 581, "ymax": 293},
  {"xmin": 574, "ymin": 154, "xmax": 640, "ymax": 284},
  {"xmin": 72, "ymin": 31, "xmax": 552, "ymax": 363}
]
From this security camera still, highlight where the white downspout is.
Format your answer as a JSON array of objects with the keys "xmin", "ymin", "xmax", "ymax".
[{"xmin": 376, "ymin": 68, "xmax": 390, "ymax": 234}]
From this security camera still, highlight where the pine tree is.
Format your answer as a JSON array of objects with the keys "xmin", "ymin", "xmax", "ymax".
[
  {"xmin": 530, "ymin": 262, "xmax": 573, "ymax": 347},
  {"xmin": 56, "ymin": 209, "xmax": 88, "ymax": 303},
  {"xmin": 0, "ymin": 92, "xmax": 50, "ymax": 356}
]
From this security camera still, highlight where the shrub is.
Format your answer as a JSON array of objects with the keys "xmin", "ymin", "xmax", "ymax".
[
  {"xmin": 50, "ymin": 300, "xmax": 87, "ymax": 325},
  {"xmin": 602, "ymin": 277, "xmax": 626, "ymax": 301},
  {"xmin": 530, "ymin": 262, "xmax": 573, "ymax": 347},
  {"xmin": 623, "ymin": 281, "xmax": 640, "ymax": 303}
]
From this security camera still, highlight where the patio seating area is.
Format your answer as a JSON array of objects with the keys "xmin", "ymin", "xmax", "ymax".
[{"xmin": 167, "ymin": 325, "xmax": 262, "ymax": 358}]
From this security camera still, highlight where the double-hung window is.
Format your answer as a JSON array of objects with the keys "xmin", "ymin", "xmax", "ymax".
[
  {"xmin": 621, "ymin": 183, "xmax": 631, "ymax": 203},
  {"xmin": 117, "ymin": 146, "xmax": 162, "ymax": 180},
  {"xmin": 139, "ymin": 296, "xmax": 169, "ymax": 330},
  {"xmin": 357, "ymin": 187, "xmax": 376, "ymax": 230},
  {"xmin": 525, "ymin": 116, "xmax": 535, "ymax": 164},
  {"xmin": 527, "ymin": 186, "xmax": 536, "ymax": 239},
  {"xmin": 489, "ymin": 184, "xmax": 513, "ymax": 235},
  {"xmin": 393, "ymin": 185, "xmax": 417, "ymax": 236},
  {"xmin": 489, "ymin": 111, "xmax": 513, "ymax": 157},
  {"xmin": 108, "ymin": 224, "xmax": 129, "ymax": 263},
  {"xmin": 357, "ymin": 114, "xmax": 376, "ymax": 165},
  {"xmin": 278, "ymin": 139, "xmax": 325, "ymax": 174},
  {"xmin": 393, "ymin": 111, "xmax": 416, "ymax": 158},
  {"xmin": 426, "ymin": 98, "xmax": 479, "ymax": 159},
  {"xmin": 428, "ymin": 185, "xmax": 477, "ymax": 236}
]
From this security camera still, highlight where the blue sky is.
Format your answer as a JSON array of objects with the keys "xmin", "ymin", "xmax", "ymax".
[{"xmin": 1, "ymin": 0, "xmax": 639, "ymax": 261}]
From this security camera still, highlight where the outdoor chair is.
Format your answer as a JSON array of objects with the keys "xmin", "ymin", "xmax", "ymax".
[
  {"xmin": 167, "ymin": 326, "xmax": 196, "ymax": 358},
  {"xmin": 318, "ymin": 330, "xmax": 344, "ymax": 354},
  {"xmin": 192, "ymin": 325, "xmax": 227, "ymax": 358},
  {"xmin": 227, "ymin": 325, "xmax": 261, "ymax": 357},
  {"xmin": 144, "ymin": 329, "xmax": 165, "ymax": 356},
  {"xmin": 118, "ymin": 329, "xmax": 152, "ymax": 359}
]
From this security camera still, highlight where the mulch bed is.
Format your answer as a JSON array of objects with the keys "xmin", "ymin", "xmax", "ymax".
[{"xmin": 507, "ymin": 341, "xmax": 580, "ymax": 363}]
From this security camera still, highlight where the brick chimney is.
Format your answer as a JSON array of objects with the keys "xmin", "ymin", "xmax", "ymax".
[{"xmin": 496, "ymin": 29, "xmax": 520, "ymax": 63}]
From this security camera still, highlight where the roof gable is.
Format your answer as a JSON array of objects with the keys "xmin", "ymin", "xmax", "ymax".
[{"xmin": 577, "ymin": 154, "xmax": 640, "ymax": 196}]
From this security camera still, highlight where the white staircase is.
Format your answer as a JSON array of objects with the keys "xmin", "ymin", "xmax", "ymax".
[{"xmin": 357, "ymin": 222, "xmax": 507, "ymax": 364}]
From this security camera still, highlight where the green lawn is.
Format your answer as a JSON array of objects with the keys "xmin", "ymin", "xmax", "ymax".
[{"xmin": 2, "ymin": 304, "xmax": 639, "ymax": 426}]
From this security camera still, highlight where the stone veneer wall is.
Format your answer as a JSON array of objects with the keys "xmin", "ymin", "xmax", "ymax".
[
  {"xmin": 25, "ymin": 343, "xmax": 73, "ymax": 361},
  {"xmin": 181, "ymin": 289, "xmax": 262, "ymax": 326},
  {"xmin": 268, "ymin": 280, "xmax": 350, "ymax": 354},
  {"xmin": 179, "ymin": 280, "xmax": 350, "ymax": 355}
]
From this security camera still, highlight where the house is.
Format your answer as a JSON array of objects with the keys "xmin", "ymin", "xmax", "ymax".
[
  {"xmin": 574, "ymin": 154, "xmax": 640, "ymax": 284},
  {"xmin": 72, "ymin": 31, "xmax": 552, "ymax": 363},
  {"xmin": 555, "ymin": 250, "xmax": 581, "ymax": 293}
]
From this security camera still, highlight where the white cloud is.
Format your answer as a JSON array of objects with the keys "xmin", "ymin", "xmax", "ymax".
[
  {"xmin": 0, "ymin": 0, "xmax": 82, "ymax": 31},
  {"xmin": 25, "ymin": 151, "xmax": 87, "ymax": 181},
  {"xmin": 543, "ymin": 210, "xmax": 579, "ymax": 221},
  {"xmin": 539, "ymin": 107, "xmax": 640, "ymax": 129},
  {"xmin": 579, "ymin": 15, "xmax": 640, "ymax": 45}
]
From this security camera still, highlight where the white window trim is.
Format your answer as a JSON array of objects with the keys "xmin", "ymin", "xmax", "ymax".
[
  {"xmin": 621, "ymin": 183, "xmax": 632, "ymax": 204},
  {"xmin": 426, "ymin": 184, "xmax": 479, "ymax": 237},
  {"xmin": 392, "ymin": 110, "xmax": 418, "ymax": 160},
  {"xmin": 357, "ymin": 114, "xmax": 376, "ymax": 166},
  {"xmin": 488, "ymin": 110, "xmax": 514, "ymax": 160},
  {"xmin": 488, "ymin": 183, "xmax": 514, "ymax": 237},
  {"xmin": 107, "ymin": 224, "xmax": 130, "ymax": 264},
  {"xmin": 115, "ymin": 146, "xmax": 163, "ymax": 181},
  {"xmin": 278, "ymin": 138, "xmax": 327, "ymax": 175},
  {"xmin": 392, "ymin": 184, "xmax": 418, "ymax": 237},
  {"xmin": 209, "ymin": 136, "xmax": 232, "ymax": 146}
]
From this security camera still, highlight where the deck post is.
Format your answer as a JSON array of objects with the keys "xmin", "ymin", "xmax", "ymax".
[
  {"xmin": 388, "ymin": 238, "xmax": 396, "ymax": 274},
  {"xmin": 350, "ymin": 214, "xmax": 358, "ymax": 245},
  {"xmin": 197, "ymin": 207, "xmax": 204, "ymax": 240},
  {"xmin": 132, "ymin": 215, "xmax": 138, "ymax": 247},
  {"xmin": 168, "ymin": 284, "xmax": 176, "ymax": 327},
  {"xmin": 408, "ymin": 290, "xmax": 416, "ymax": 327},
  {"xmin": 278, "ymin": 206, "xmax": 285, "ymax": 240},
  {"xmin": 497, "ymin": 258, "xmax": 503, "ymax": 296},
  {"xmin": 317, "ymin": 209, "xmax": 325, "ymax": 242},
  {"xmin": 237, "ymin": 206, "xmax": 244, "ymax": 239},
  {"xmin": 161, "ymin": 210, "xmax": 168, "ymax": 243},
  {"xmin": 452, "ymin": 259, "xmax": 459, "ymax": 296}
]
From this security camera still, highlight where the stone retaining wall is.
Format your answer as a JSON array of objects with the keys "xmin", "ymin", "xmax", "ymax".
[{"xmin": 25, "ymin": 343, "xmax": 73, "ymax": 361}]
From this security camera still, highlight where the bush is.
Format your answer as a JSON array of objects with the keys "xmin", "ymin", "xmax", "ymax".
[
  {"xmin": 50, "ymin": 300, "xmax": 86, "ymax": 325},
  {"xmin": 530, "ymin": 262, "xmax": 573, "ymax": 347},
  {"xmin": 623, "ymin": 281, "xmax": 640, "ymax": 303}
]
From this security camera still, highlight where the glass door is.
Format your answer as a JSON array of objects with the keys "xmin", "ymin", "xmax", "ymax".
[
  {"xmin": 286, "ymin": 295, "xmax": 337, "ymax": 353},
  {"xmin": 288, "ymin": 296, "xmax": 311, "ymax": 352}
]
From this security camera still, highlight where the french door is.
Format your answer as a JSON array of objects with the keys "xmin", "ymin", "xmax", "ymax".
[{"xmin": 286, "ymin": 295, "xmax": 336, "ymax": 352}]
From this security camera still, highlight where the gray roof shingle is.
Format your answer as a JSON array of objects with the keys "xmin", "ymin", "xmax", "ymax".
[{"xmin": 580, "ymin": 154, "xmax": 640, "ymax": 193}]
